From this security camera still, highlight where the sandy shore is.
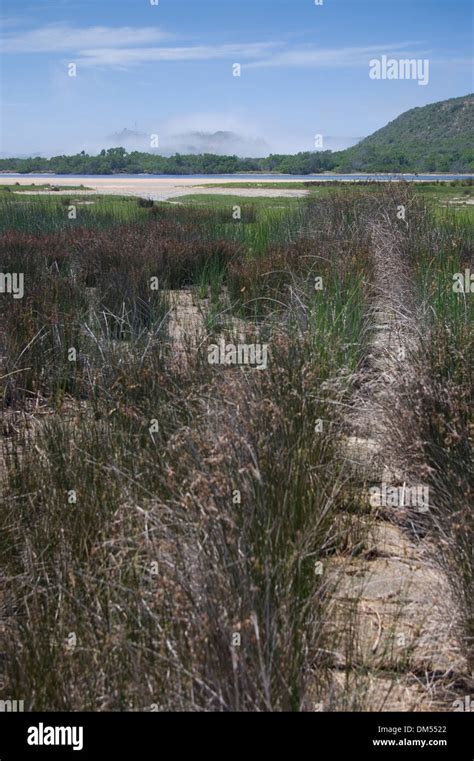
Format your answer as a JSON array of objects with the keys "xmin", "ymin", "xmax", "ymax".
[{"xmin": 0, "ymin": 176, "xmax": 308, "ymax": 201}]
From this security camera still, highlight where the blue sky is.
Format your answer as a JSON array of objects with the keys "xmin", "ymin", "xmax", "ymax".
[{"xmin": 1, "ymin": 0, "xmax": 472, "ymax": 156}]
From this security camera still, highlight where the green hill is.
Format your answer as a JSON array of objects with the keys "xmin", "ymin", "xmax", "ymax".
[{"xmin": 333, "ymin": 95, "xmax": 474, "ymax": 173}]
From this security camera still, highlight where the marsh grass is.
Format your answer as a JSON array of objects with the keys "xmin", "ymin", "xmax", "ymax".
[
  {"xmin": 0, "ymin": 313, "xmax": 362, "ymax": 710},
  {"xmin": 1, "ymin": 185, "xmax": 470, "ymax": 711},
  {"xmin": 379, "ymin": 202, "xmax": 473, "ymax": 670},
  {"xmin": 0, "ymin": 189, "xmax": 376, "ymax": 710}
]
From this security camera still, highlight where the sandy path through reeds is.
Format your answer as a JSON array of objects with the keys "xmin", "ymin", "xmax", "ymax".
[{"xmin": 325, "ymin": 214, "xmax": 468, "ymax": 711}]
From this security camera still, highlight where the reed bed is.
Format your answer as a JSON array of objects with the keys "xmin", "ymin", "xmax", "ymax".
[{"xmin": 0, "ymin": 186, "xmax": 471, "ymax": 710}]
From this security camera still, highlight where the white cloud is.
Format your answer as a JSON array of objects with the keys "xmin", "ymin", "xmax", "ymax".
[
  {"xmin": 1, "ymin": 22, "xmax": 278, "ymax": 68},
  {"xmin": 246, "ymin": 43, "xmax": 427, "ymax": 69},
  {"xmin": 77, "ymin": 42, "xmax": 277, "ymax": 67},
  {"xmin": 1, "ymin": 22, "xmax": 170, "ymax": 53},
  {"xmin": 1, "ymin": 21, "xmax": 431, "ymax": 76}
]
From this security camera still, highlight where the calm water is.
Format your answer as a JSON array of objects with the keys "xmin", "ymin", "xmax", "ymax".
[{"xmin": 2, "ymin": 173, "xmax": 473, "ymax": 182}]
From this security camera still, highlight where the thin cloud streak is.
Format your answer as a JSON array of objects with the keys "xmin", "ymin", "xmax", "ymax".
[
  {"xmin": 71, "ymin": 41, "xmax": 430, "ymax": 70},
  {"xmin": 1, "ymin": 22, "xmax": 170, "ymax": 52},
  {"xmin": 77, "ymin": 43, "xmax": 278, "ymax": 67},
  {"xmin": 246, "ymin": 43, "xmax": 428, "ymax": 69}
]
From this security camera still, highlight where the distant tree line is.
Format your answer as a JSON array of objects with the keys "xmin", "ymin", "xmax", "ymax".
[
  {"xmin": 0, "ymin": 142, "xmax": 472, "ymax": 175},
  {"xmin": 0, "ymin": 147, "xmax": 337, "ymax": 175}
]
